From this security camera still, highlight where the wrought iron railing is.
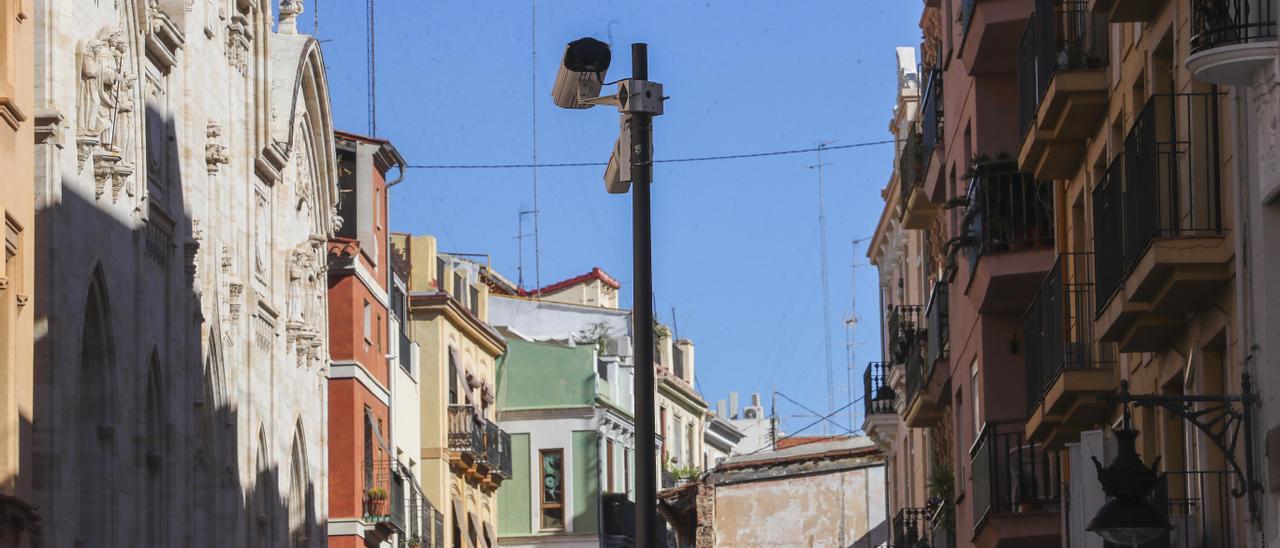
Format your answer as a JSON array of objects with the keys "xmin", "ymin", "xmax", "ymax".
[
  {"xmin": 482, "ymin": 419, "xmax": 501, "ymax": 469},
  {"xmin": 926, "ymin": 282, "xmax": 949, "ymax": 368},
  {"xmin": 1091, "ymin": 93, "xmax": 1224, "ymax": 312},
  {"xmin": 921, "ymin": 69, "xmax": 944, "ymax": 171},
  {"xmin": 864, "ymin": 362, "xmax": 894, "ymax": 416},
  {"xmin": 447, "ymin": 405, "xmax": 483, "ymax": 458},
  {"xmin": 889, "ymin": 305, "xmax": 923, "ymax": 365},
  {"xmin": 1024, "ymin": 253, "xmax": 1114, "ymax": 415},
  {"xmin": 971, "ymin": 421, "xmax": 1061, "ymax": 531},
  {"xmin": 964, "ymin": 162, "xmax": 1054, "ymax": 271},
  {"xmin": 1017, "ymin": 0, "xmax": 1108, "ymax": 138},
  {"xmin": 893, "ymin": 507, "xmax": 930, "ymax": 547},
  {"xmin": 929, "ymin": 506, "xmax": 955, "ymax": 548},
  {"xmin": 1191, "ymin": 0, "xmax": 1277, "ymax": 54},
  {"xmin": 899, "ymin": 121, "xmax": 925, "ymax": 217},
  {"xmin": 1162, "ymin": 470, "xmax": 1236, "ymax": 547},
  {"xmin": 602, "ymin": 492, "xmax": 636, "ymax": 540},
  {"xmin": 364, "ymin": 458, "xmax": 406, "ymax": 533},
  {"xmin": 498, "ymin": 430, "xmax": 513, "ymax": 479}
]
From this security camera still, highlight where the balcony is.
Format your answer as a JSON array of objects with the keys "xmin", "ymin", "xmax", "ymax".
[
  {"xmin": 1023, "ymin": 253, "xmax": 1115, "ymax": 449},
  {"xmin": 448, "ymin": 404, "xmax": 484, "ymax": 466},
  {"xmin": 892, "ymin": 507, "xmax": 930, "ymax": 548},
  {"xmin": 970, "ymin": 421, "xmax": 1061, "ymax": 547},
  {"xmin": 602, "ymin": 493, "xmax": 637, "ymax": 542},
  {"xmin": 1092, "ymin": 93, "xmax": 1230, "ymax": 353},
  {"xmin": 959, "ymin": 0, "xmax": 1035, "ymax": 76},
  {"xmin": 921, "ymin": 69, "xmax": 945, "ymax": 201},
  {"xmin": 862, "ymin": 361, "xmax": 900, "ymax": 451},
  {"xmin": 1187, "ymin": 0, "xmax": 1278, "ymax": 84},
  {"xmin": 930, "ymin": 507, "xmax": 956, "ymax": 548},
  {"xmin": 1018, "ymin": 0, "xmax": 1110, "ymax": 180},
  {"xmin": 894, "ymin": 305, "xmax": 944, "ymax": 428},
  {"xmin": 901, "ymin": 122, "xmax": 940, "ymax": 229},
  {"xmin": 926, "ymin": 282, "xmax": 949, "ymax": 368},
  {"xmin": 963, "ymin": 162, "xmax": 1056, "ymax": 313},
  {"xmin": 1088, "ymin": 0, "xmax": 1161, "ymax": 22},
  {"xmin": 364, "ymin": 459, "xmax": 407, "ymax": 536}
]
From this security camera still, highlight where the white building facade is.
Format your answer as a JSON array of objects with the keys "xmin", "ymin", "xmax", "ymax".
[{"xmin": 31, "ymin": 1, "xmax": 336, "ymax": 546}]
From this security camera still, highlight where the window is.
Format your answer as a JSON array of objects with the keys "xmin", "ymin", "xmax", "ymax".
[
  {"xmin": 375, "ymin": 314, "xmax": 382, "ymax": 351},
  {"xmin": 659, "ymin": 408, "xmax": 668, "ymax": 463},
  {"xmin": 363, "ymin": 301, "xmax": 372, "ymax": 344},
  {"xmin": 539, "ymin": 449, "xmax": 565, "ymax": 529},
  {"xmin": 672, "ymin": 418, "xmax": 683, "ymax": 464},
  {"xmin": 448, "ymin": 351, "xmax": 458, "ymax": 405},
  {"xmin": 469, "ymin": 286, "xmax": 479, "ymax": 316},
  {"xmin": 363, "ymin": 408, "xmax": 374, "ymax": 488},
  {"xmin": 624, "ymin": 449, "xmax": 631, "ymax": 495},
  {"xmin": 971, "ymin": 359, "xmax": 980, "ymax": 436},
  {"xmin": 454, "ymin": 273, "xmax": 466, "ymax": 305},
  {"xmin": 436, "ymin": 258, "xmax": 446, "ymax": 291},
  {"xmin": 686, "ymin": 423, "xmax": 696, "ymax": 466},
  {"xmin": 606, "ymin": 439, "xmax": 615, "ymax": 493}
]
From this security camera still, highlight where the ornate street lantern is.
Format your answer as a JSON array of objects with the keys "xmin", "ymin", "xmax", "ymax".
[{"xmin": 1086, "ymin": 412, "xmax": 1169, "ymax": 546}]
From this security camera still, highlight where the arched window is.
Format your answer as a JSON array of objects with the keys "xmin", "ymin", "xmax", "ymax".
[
  {"xmin": 255, "ymin": 430, "xmax": 276, "ymax": 547},
  {"xmin": 288, "ymin": 424, "xmax": 310, "ymax": 548},
  {"xmin": 77, "ymin": 267, "xmax": 116, "ymax": 545},
  {"xmin": 144, "ymin": 351, "xmax": 169, "ymax": 545}
]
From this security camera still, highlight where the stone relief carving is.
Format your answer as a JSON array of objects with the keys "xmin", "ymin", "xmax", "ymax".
[
  {"xmin": 78, "ymin": 27, "xmax": 138, "ymax": 201},
  {"xmin": 226, "ymin": 14, "xmax": 252, "ymax": 74},
  {"xmin": 206, "ymin": 123, "xmax": 229, "ymax": 175},
  {"xmin": 286, "ymin": 239, "xmax": 326, "ymax": 367},
  {"xmin": 228, "ymin": 282, "xmax": 244, "ymax": 321}
]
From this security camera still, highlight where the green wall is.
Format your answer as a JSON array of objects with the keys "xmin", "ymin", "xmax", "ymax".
[
  {"xmin": 498, "ymin": 339, "xmax": 596, "ymax": 410},
  {"xmin": 572, "ymin": 430, "xmax": 600, "ymax": 533},
  {"xmin": 497, "ymin": 433, "xmax": 531, "ymax": 536}
]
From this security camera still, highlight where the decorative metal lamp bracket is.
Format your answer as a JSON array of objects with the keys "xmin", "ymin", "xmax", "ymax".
[{"xmin": 1103, "ymin": 373, "xmax": 1261, "ymax": 525}]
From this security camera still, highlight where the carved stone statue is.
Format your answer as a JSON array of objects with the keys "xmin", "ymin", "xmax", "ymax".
[{"xmin": 78, "ymin": 29, "xmax": 130, "ymax": 147}]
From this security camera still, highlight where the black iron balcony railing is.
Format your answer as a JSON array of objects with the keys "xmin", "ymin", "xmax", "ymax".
[
  {"xmin": 899, "ymin": 121, "xmax": 925, "ymax": 217},
  {"xmin": 1024, "ymin": 253, "xmax": 1114, "ymax": 415},
  {"xmin": 1162, "ymin": 470, "xmax": 1236, "ymax": 547},
  {"xmin": 921, "ymin": 69, "xmax": 944, "ymax": 170},
  {"xmin": 864, "ymin": 362, "xmax": 894, "ymax": 416},
  {"xmin": 964, "ymin": 162, "xmax": 1054, "ymax": 271},
  {"xmin": 498, "ymin": 430, "xmax": 513, "ymax": 479},
  {"xmin": 447, "ymin": 405, "xmax": 484, "ymax": 458},
  {"xmin": 971, "ymin": 421, "xmax": 1061, "ymax": 531},
  {"xmin": 1092, "ymin": 93, "xmax": 1224, "ymax": 311},
  {"xmin": 602, "ymin": 492, "xmax": 636, "ymax": 540},
  {"xmin": 482, "ymin": 419, "xmax": 501, "ymax": 468},
  {"xmin": 929, "ymin": 505, "xmax": 955, "ymax": 548},
  {"xmin": 892, "ymin": 507, "xmax": 930, "ymax": 548},
  {"xmin": 888, "ymin": 305, "xmax": 923, "ymax": 365},
  {"xmin": 1191, "ymin": 0, "xmax": 1277, "ymax": 54},
  {"xmin": 364, "ymin": 458, "xmax": 407, "ymax": 533},
  {"xmin": 926, "ymin": 282, "xmax": 949, "ymax": 368},
  {"xmin": 1017, "ymin": 0, "xmax": 1108, "ymax": 138}
]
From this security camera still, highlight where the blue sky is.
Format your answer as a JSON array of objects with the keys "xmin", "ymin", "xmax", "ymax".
[{"xmin": 310, "ymin": 1, "xmax": 921, "ymax": 434}]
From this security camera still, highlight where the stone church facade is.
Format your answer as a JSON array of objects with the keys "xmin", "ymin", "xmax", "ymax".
[{"xmin": 30, "ymin": 0, "xmax": 335, "ymax": 546}]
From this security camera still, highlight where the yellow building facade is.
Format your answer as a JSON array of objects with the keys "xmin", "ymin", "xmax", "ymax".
[
  {"xmin": 395, "ymin": 233, "xmax": 510, "ymax": 547},
  {"xmin": 0, "ymin": 0, "xmax": 37, "ymax": 542}
]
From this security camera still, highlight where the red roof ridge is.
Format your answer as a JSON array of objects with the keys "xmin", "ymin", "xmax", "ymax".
[{"xmin": 521, "ymin": 267, "xmax": 621, "ymax": 296}]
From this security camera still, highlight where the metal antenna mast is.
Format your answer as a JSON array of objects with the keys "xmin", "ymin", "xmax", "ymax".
[
  {"xmin": 366, "ymin": 0, "xmax": 376, "ymax": 135},
  {"xmin": 529, "ymin": 0, "xmax": 543, "ymax": 294},
  {"xmin": 847, "ymin": 238, "xmax": 869, "ymax": 432},
  {"xmin": 808, "ymin": 140, "xmax": 837, "ymax": 434},
  {"xmin": 515, "ymin": 210, "xmax": 538, "ymax": 291}
]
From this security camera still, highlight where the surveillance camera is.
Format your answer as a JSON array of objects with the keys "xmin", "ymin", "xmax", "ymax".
[{"xmin": 552, "ymin": 37, "xmax": 611, "ymax": 109}]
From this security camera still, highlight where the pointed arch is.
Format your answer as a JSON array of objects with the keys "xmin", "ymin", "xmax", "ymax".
[
  {"xmin": 254, "ymin": 426, "xmax": 277, "ymax": 547},
  {"xmin": 287, "ymin": 420, "xmax": 311, "ymax": 548},
  {"xmin": 268, "ymin": 35, "xmax": 337, "ymax": 236},
  {"xmin": 144, "ymin": 349, "xmax": 169, "ymax": 544},
  {"xmin": 77, "ymin": 264, "xmax": 117, "ymax": 545}
]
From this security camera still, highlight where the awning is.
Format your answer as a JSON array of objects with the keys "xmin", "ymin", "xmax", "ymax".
[
  {"xmin": 449, "ymin": 347, "xmax": 474, "ymax": 405},
  {"xmin": 484, "ymin": 522, "xmax": 497, "ymax": 548},
  {"xmin": 466, "ymin": 512, "xmax": 479, "ymax": 548}
]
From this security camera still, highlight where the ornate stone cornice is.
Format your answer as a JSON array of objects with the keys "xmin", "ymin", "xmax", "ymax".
[
  {"xmin": 145, "ymin": 4, "xmax": 186, "ymax": 73},
  {"xmin": 254, "ymin": 140, "xmax": 288, "ymax": 184}
]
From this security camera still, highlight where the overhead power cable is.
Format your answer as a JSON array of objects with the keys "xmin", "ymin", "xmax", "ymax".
[{"xmin": 404, "ymin": 139, "xmax": 896, "ymax": 169}]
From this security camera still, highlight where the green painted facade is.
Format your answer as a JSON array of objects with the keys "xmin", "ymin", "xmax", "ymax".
[
  {"xmin": 571, "ymin": 430, "xmax": 600, "ymax": 533},
  {"xmin": 498, "ymin": 433, "xmax": 531, "ymax": 536},
  {"xmin": 497, "ymin": 339, "xmax": 596, "ymax": 410}
]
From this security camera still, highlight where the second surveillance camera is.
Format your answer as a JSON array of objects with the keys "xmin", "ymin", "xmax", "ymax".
[{"xmin": 552, "ymin": 37, "xmax": 611, "ymax": 109}]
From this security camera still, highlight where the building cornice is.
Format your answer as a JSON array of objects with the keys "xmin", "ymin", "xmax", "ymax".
[
  {"xmin": 330, "ymin": 360, "xmax": 391, "ymax": 406},
  {"xmin": 409, "ymin": 291, "xmax": 506, "ymax": 356},
  {"xmin": 658, "ymin": 376, "xmax": 708, "ymax": 412}
]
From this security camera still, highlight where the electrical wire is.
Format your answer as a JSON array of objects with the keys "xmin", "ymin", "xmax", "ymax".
[{"xmin": 404, "ymin": 138, "xmax": 897, "ymax": 169}]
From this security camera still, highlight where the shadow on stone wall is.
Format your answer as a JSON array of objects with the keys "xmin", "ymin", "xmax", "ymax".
[{"xmin": 28, "ymin": 105, "xmax": 319, "ymax": 547}]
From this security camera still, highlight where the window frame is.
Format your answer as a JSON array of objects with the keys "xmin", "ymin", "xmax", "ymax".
[{"xmin": 539, "ymin": 449, "xmax": 565, "ymax": 530}]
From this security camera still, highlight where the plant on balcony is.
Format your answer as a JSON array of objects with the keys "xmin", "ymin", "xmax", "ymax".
[
  {"xmin": 667, "ymin": 463, "xmax": 701, "ymax": 485},
  {"xmin": 927, "ymin": 465, "xmax": 955, "ymax": 503},
  {"xmin": 364, "ymin": 486, "xmax": 388, "ymax": 517},
  {"xmin": 406, "ymin": 535, "xmax": 424, "ymax": 547},
  {"xmin": 573, "ymin": 321, "xmax": 613, "ymax": 354}
]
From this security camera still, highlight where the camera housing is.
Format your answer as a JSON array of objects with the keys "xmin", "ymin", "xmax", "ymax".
[{"xmin": 551, "ymin": 37, "xmax": 611, "ymax": 109}]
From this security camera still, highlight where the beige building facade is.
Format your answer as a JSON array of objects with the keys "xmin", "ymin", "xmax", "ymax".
[
  {"xmin": 395, "ymin": 233, "xmax": 511, "ymax": 548},
  {"xmin": 31, "ymin": 1, "xmax": 336, "ymax": 546},
  {"xmin": 0, "ymin": 0, "xmax": 38, "ymax": 543}
]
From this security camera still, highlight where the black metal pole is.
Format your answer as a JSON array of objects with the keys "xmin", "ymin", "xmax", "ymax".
[{"xmin": 630, "ymin": 42, "xmax": 658, "ymax": 548}]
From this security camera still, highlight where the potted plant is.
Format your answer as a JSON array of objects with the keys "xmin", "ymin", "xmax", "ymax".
[
  {"xmin": 364, "ymin": 486, "xmax": 388, "ymax": 516},
  {"xmin": 406, "ymin": 535, "xmax": 424, "ymax": 547}
]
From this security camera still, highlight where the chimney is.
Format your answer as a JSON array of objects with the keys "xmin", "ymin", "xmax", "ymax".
[
  {"xmin": 729, "ymin": 392, "xmax": 739, "ymax": 419},
  {"xmin": 674, "ymin": 339, "xmax": 695, "ymax": 384},
  {"xmin": 751, "ymin": 393, "xmax": 761, "ymax": 407},
  {"xmin": 716, "ymin": 400, "xmax": 727, "ymax": 418}
]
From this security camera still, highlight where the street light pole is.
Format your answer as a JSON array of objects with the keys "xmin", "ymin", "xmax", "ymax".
[{"xmin": 628, "ymin": 42, "xmax": 659, "ymax": 548}]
